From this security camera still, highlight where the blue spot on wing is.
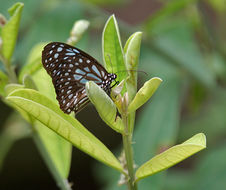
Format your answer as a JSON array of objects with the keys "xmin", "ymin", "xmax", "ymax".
[
  {"xmin": 73, "ymin": 48, "xmax": 80, "ymax": 53},
  {"xmin": 65, "ymin": 52, "xmax": 76, "ymax": 56},
  {"xmin": 75, "ymin": 69, "xmax": 86, "ymax": 75},
  {"xmin": 73, "ymin": 74, "xmax": 83, "ymax": 80},
  {"xmin": 57, "ymin": 47, "xmax": 63, "ymax": 52},
  {"xmin": 84, "ymin": 67, "xmax": 90, "ymax": 72},
  {"xmin": 54, "ymin": 53, "xmax": 59, "ymax": 58},
  {"xmin": 87, "ymin": 73, "xmax": 102, "ymax": 82},
  {"xmin": 80, "ymin": 78, "xmax": 88, "ymax": 84},
  {"xmin": 66, "ymin": 48, "xmax": 73, "ymax": 52},
  {"xmin": 92, "ymin": 65, "xmax": 101, "ymax": 77}
]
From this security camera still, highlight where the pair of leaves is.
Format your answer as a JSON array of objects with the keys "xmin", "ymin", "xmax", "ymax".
[
  {"xmin": 102, "ymin": 15, "xmax": 142, "ymax": 101},
  {"xmin": 102, "ymin": 15, "xmax": 160, "ymax": 135},
  {"xmin": 86, "ymin": 77, "xmax": 163, "ymax": 133}
]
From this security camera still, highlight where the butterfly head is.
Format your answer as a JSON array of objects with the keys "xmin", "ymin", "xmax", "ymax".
[
  {"xmin": 109, "ymin": 73, "xmax": 117, "ymax": 80},
  {"xmin": 107, "ymin": 73, "xmax": 117, "ymax": 86}
]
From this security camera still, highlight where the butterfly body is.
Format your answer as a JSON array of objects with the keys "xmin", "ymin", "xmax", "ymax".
[{"xmin": 42, "ymin": 42, "xmax": 117, "ymax": 114}]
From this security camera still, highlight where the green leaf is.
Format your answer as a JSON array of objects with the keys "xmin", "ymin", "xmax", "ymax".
[
  {"xmin": 0, "ymin": 70, "xmax": 8, "ymax": 97},
  {"xmin": 1, "ymin": 2, "xmax": 24, "ymax": 62},
  {"xmin": 124, "ymin": 32, "xmax": 143, "ymax": 133},
  {"xmin": 5, "ymin": 83, "xmax": 34, "ymax": 123},
  {"xmin": 6, "ymin": 89, "xmax": 123, "ymax": 172},
  {"xmin": 86, "ymin": 81, "xmax": 124, "ymax": 133},
  {"xmin": 19, "ymin": 42, "xmax": 46, "ymax": 82},
  {"xmin": 128, "ymin": 77, "xmax": 162, "ymax": 113},
  {"xmin": 124, "ymin": 32, "xmax": 142, "ymax": 70},
  {"xmin": 5, "ymin": 83, "xmax": 24, "ymax": 96},
  {"xmin": 102, "ymin": 15, "xmax": 126, "ymax": 82},
  {"xmin": 33, "ymin": 121, "xmax": 71, "ymax": 180},
  {"xmin": 164, "ymin": 143, "xmax": 226, "ymax": 190},
  {"xmin": 32, "ymin": 68, "xmax": 56, "ymax": 101},
  {"xmin": 124, "ymin": 32, "xmax": 142, "ymax": 102},
  {"xmin": 135, "ymin": 133, "xmax": 206, "ymax": 181}
]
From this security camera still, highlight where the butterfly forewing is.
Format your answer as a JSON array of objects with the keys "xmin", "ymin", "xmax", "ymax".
[{"xmin": 42, "ymin": 42, "xmax": 117, "ymax": 114}]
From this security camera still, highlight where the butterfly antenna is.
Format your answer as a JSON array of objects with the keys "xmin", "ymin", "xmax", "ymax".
[{"xmin": 115, "ymin": 69, "xmax": 148, "ymax": 76}]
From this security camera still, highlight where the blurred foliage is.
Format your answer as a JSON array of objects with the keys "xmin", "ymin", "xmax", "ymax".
[{"xmin": 0, "ymin": 0, "xmax": 226, "ymax": 189}]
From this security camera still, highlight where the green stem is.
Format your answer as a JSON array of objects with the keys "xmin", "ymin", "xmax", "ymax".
[
  {"xmin": 6, "ymin": 64, "xmax": 18, "ymax": 83},
  {"xmin": 0, "ymin": 54, "xmax": 18, "ymax": 83},
  {"xmin": 122, "ymin": 114, "xmax": 137, "ymax": 190}
]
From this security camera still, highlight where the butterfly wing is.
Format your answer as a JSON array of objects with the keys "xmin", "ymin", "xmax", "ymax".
[
  {"xmin": 42, "ymin": 42, "xmax": 114, "ymax": 114},
  {"xmin": 42, "ymin": 42, "xmax": 109, "ymax": 85},
  {"xmin": 54, "ymin": 82, "xmax": 89, "ymax": 114}
]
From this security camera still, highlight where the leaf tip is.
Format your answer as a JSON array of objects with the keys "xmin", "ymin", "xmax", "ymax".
[
  {"xmin": 152, "ymin": 77, "xmax": 163, "ymax": 82},
  {"xmin": 197, "ymin": 133, "xmax": 207, "ymax": 148},
  {"xmin": 8, "ymin": 2, "xmax": 24, "ymax": 14}
]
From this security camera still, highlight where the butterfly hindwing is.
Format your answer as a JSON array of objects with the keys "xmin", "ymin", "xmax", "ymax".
[{"xmin": 42, "ymin": 42, "xmax": 117, "ymax": 114}]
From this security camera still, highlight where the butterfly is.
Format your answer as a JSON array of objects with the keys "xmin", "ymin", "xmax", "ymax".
[{"xmin": 42, "ymin": 42, "xmax": 118, "ymax": 114}]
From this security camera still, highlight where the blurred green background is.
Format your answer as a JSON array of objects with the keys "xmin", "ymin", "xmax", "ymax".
[{"xmin": 0, "ymin": 0, "xmax": 226, "ymax": 189}]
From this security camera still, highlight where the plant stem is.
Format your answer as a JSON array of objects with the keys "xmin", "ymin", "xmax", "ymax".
[
  {"xmin": 6, "ymin": 64, "xmax": 18, "ymax": 83},
  {"xmin": 122, "ymin": 114, "xmax": 137, "ymax": 190},
  {"xmin": 0, "ymin": 54, "xmax": 18, "ymax": 83}
]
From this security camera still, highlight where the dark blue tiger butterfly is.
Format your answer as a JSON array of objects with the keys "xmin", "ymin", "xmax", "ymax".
[{"xmin": 42, "ymin": 42, "xmax": 118, "ymax": 114}]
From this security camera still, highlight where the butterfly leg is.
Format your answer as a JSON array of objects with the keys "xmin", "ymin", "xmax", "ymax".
[{"xmin": 111, "ymin": 81, "xmax": 119, "ymax": 89}]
